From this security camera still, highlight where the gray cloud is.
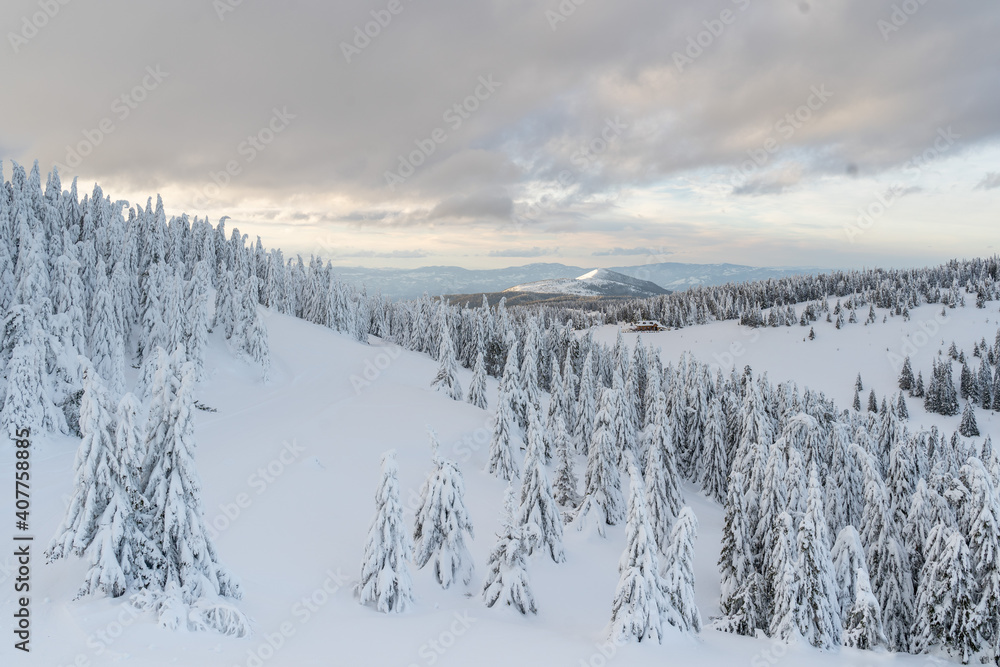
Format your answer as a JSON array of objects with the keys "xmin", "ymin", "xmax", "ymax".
[
  {"xmin": 0, "ymin": 0, "xmax": 997, "ymax": 260},
  {"xmin": 328, "ymin": 249, "xmax": 429, "ymax": 259},
  {"xmin": 487, "ymin": 246, "xmax": 555, "ymax": 257},
  {"xmin": 976, "ymin": 172, "xmax": 1000, "ymax": 190},
  {"xmin": 592, "ymin": 246, "xmax": 671, "ymax": 257}
]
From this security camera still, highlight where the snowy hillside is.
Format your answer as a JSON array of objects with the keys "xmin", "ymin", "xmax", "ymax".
[
  {"xmin": 505, "ymin": 268, "xmax": 669, "ymax": 298},
  {"xmin": 3, "ymin": 300, "xmax": 996, "ymax": 665}
]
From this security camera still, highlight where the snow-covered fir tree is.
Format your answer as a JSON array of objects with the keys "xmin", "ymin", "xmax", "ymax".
[
  {"xmin": 486, "ymin": 348, "xmax": 521, "ymax": 481},
  {"xmin": 430, "ymin": 307, "xmax": 462, "ymax": 400},
  {"xmin": 358, "ymin": 450, "xmax": 415, "ymax": 613},
  {"xmin": 575, "ymin": 387, "xmax": 626, "ymax": 535},
  {"xmin": 643, "ymin": 391, "xmax": 683, "ymax": 552},
  {"xmin": 466, "ymin": 348, "xmax": 488, "ymax": 409},
  {"xmin": 911, "ymin": 524, "xmax": 982, "ymax": 662},
  {"xmin": 795, "ymin": 465, "xmax": 841, "ymax": 649},
  {"xmin": 551, "ymin": 414, "xmax": 580, "ymax": 508},
  {"xmin": 661, "ymin": 506, "xmax": 702, "ymax": 634},
  {"xmin": 517, "ymin": 405, "xmax": 565, "ymax": 562},
  {"xmin": 482, "ymin": 486, "xmax": 536, "ymax": 615},
  {"xmin": 608, "ymin": 462, "xmax": 670, "ymax": 643},
  {"xmin": 413, "ymin": 435, "xmax": 475, "ymax": 589},
  {"xmin": 842, "ymin": 568, "xmax": 886, "ymax": 650},
  {"xmin": 47, "ymin": 365, "xmax": 120, "ymax": 561},
  {"xmin": 768, "ymin": 511, "xmax": 802, "ymax": 642}
]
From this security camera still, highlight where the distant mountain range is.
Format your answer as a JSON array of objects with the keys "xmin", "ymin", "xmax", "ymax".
[
  {"xmin": 331, "ymin": 261, "xmax": 820, "ymax": 301},
  {"xmin": 505, "ymin": 268, "xmax": 670, "ymax": 298}
]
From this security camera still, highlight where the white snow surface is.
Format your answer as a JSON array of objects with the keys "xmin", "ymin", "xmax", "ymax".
[{"xmin": 2, "ymin": 301, "xmax": 994, "ymax": 666}]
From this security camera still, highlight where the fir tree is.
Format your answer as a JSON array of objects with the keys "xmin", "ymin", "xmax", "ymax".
[
  {"xmin": 867, "ymin": 390, "xmax": 878, "ymax": 413},
  {"xmin": 912, "ymin": 525, "xmax": 982, "ymax": 662},
  {"xmin": 768, "ymin": 511, "xmax": 802, "ymax": 641},
  {"xmin": 858, "ymin": 446, "xmax": 913, "ymax": 652},
  {"xmin": 466, "ymin": 349, "xmax": 488, "ymax": 410},
  {"xmin": 608, "ymin": 462, "xmax": 670, "ymax": 643},
  {"xmin": 413, "ymin": 437, "xmax": 475, "ymax": 589},
  {"xmin": 142, "ymin": 361, "xmax": 243, "ymax": 603},
  {"xmin": 575, "ymin": 388, "xmax": 626, "ymax": 535},
  {"xmin": 573, "ymin": 350, "xmax": 597, "ymax": 454},
  {"xmin": 430, "ymin": 310, "xmax": 462, "ymax": 400},
  {"xmin": 643, "ymin": 392, "xmax": 683, "ymax": 552},
  {"xmin": 482, "ymin": 486, "xmax": 536, "ymax": 615},
  {"xmin": 959, "ymin": 401, "xmax": 980, "ymax": 437},
  {"xmin": 832, "ymin": 525, "xmax": 867, "ymax": 623},
  {"xmin": 47, "ymin": 366, "xmax": 119, "ymax": 561},
  {"xmin": 842, "ymin": 568, "xmax": 886, "ymax": 650},
  {"xmin": 552, "ymin": 415, "xmax": 580, "ymax": 508},
  {"xmin": 700, "ymin": 399, "xmax": 728, "ymax": 503},
  {"xmin": 517, "ymin": 405, "xmax": 565, "ymax": 562},
  {"xmin": 662, "ymin": 506, "xmax": 702, "ymax": 634},
  {"xmin": 358, "ymin": 450, "xmax": 415, "ymax": 613},
  {"xmin": 796, "ymin": 465, "xmax": 841, "ymax": 648},
  {"xmin": 486, "ymin": 356, "xmax": 520, "ymax": 481},
  {"xmin": 898, "ymin": 357, "xmax": 914, "ymax": 392}
]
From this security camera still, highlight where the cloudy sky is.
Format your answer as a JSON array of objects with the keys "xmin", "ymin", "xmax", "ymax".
[{"xmin": 2, "ymin": 0, "xmax": 998, "ymax": 271}]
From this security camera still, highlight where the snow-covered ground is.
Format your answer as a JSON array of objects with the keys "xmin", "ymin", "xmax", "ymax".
[{"xmin": 4, "ymin": 300, "xmax": 993, "ymax": 666}]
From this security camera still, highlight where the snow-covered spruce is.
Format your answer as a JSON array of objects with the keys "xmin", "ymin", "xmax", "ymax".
[
  {"xmin": 486, "ymin": 344, "xmax": 521, "ymax": 481},
  {"xmin": 517, "ymin": 404, "xmax": 565, "ymax": 563},
  {"xmin": 139, "ymin": 355, "xmax": 246, "ymax": 633},
  {"xmin": 661, "ymin": 506, "xmax": 702, "ymax": 634},
  {"xmin": 842, "ymin": 567, "xmax": 886, "ymax": 650},
  {"xmin": 574, "ymin": 387, "xmax": 626, "ymax": 536},
  {"xmin": 551, "ymin": 414, "xmax": 580, "ymax": 509},
  {"xmin": 643, "ymin": 391, "xmax": 683, "ymax": 553},
  {"xmin": 466, "ymin": 348, "xmax": 488, "ymax": 409},
  {"xmin": 430, "ymin": 306, "xmax": 462, "ymax": 400},
  {"xmin": 482, "ymin": 485, "xmax": 537, "ymax": 615},
  {"xmin": 609, "ymin": 462, "xmax": 670, "ymax": 644},
  {"xmin": 47, "ymin": 365, "xmax": 121, "ymax": 561},
  {"xmin": 358, "ymin": 450, "xmax": 415, "ymax": 613},
  {"xmin": 795, "ymin": 465, "xmax": 841, "ymax": 649},
  {"xmin": 413, "ymin": 434, "xmax": 475, "ymax": 589}
]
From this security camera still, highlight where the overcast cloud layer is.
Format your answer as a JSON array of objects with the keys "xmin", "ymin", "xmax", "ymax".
[{"xmin": 2, "ymin": 0, "xmax": 998, "ymax": 269}]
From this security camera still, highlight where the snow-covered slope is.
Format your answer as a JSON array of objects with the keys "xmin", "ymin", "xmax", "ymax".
[
  {"xmin": 2, "ymin": 300, "xmax": 987, "ymax": 666},
  {"xmin": 505, "ymin": 268, "xmax": 669, "ymax": 298}
]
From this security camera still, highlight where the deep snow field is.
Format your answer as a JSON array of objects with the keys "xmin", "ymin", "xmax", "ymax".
[{"xmin": 4, "ymin": 300, "xmax": 995, "ymax": 667}]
